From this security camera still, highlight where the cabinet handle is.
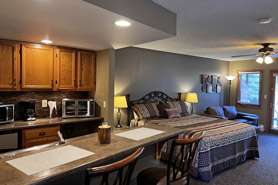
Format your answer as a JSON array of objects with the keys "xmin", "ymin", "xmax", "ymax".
[
  {"xmin": 51, "ymin": 80, "xmax": 54, "ymax": 87},
  {"xmin": 74, "ymin": 80, "xmax": 77, "ymax": 87},
  {"xmin": 39, "ymin": 132, "xmax": 46, "ymax": 136},
  {"xmin": 79, "ymin": 80, "xmax": 82, "ymax": 87},
  {"xmin": 13, "ymin": 79, "xmax": 16, "ymax": 87}
]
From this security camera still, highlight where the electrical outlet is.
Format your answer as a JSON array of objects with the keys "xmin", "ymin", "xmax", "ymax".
[
  {"xmin": 103, "ymin": 101, "xmax": 106, "ymax": 108},
  {"xmin": 264, "ymin": 95, "xmax": 267, "ymax": 99},
  {"xmin": 42, "ymin": 100, "xmax": 48, "ymax": 107}
]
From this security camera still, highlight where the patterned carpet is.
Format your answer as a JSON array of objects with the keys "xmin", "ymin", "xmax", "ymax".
[{"xmin": 190, "ymin": 133, "xmax": 278, "ymax": 185}]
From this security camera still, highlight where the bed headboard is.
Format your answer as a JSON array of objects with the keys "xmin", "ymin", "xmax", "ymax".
[
  {"xmin": 129, "ymin": 91, "xmax": 180, "ymax": 106},
  {"xmin": 128, "ymin": 91, "xmax": 181, "ymax": 122}
]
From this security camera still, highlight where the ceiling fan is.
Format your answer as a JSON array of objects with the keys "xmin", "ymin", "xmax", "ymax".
[{"xmin": 232, "ymin": 43, "xmax": 278, "ymax": 64}]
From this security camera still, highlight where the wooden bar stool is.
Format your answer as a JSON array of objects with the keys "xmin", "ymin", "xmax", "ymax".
[
  {"xmin": 137, "ymin": 132, "xmax": 205, "ymax": 185},
  {"xmin": 85, "ymin": 147, "xmax": 144, "ymax": 185}
]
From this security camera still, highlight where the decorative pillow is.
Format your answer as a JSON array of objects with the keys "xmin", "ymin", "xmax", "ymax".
[
  {"xmin": 207, "ymin": 106, "xmax": 225, "ymax": 117},
  {"xmin": 223, "ymin": 106, "xmax": 237, "ymax": 120},
  {"xmin": 165, "ymin": 108, "xmax": 181, "ymax": 119},
  {"xmin": 167, "ymin": 101, "xmax": 188, "ymax": 114},
  {"xmin": 131, "ymin": 103, "xmax": 160, "ymax": 119},
  {"xmin": 157, "ymin": 103, "xmax": 171, "ymax": 118},
  {"xmin": 133, "ymin": 111, "xmax": 139, "ymax": 119}
]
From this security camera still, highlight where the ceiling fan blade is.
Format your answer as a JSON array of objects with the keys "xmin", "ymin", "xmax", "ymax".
[{"xmin": 231, "ymin": 54, "xmax": 258, "ymax": 58}]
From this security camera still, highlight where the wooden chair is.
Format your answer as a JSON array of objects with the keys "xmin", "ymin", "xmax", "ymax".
[
  {"xmin": 137, "ymin": 132, "xmax": 205, "ymax": 185},
  {"xmin": 85, "ymin": 147, "xmax": 144, "ymax": 185}
]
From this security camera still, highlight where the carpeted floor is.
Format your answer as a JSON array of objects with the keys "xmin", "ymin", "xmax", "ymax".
[{"xmin": 190, "ymin": 133, "xmax": 278, "ymax": 185}]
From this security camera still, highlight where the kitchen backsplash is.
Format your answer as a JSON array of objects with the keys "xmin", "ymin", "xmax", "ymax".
[{"xmin": 0, "ymin": 92, "xmax": 90, "ymax": 120}]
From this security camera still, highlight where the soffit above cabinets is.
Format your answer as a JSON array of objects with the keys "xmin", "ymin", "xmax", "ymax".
[{"xmin": 0, "ymin": 0, "xmax": 176, "ymax": 51}]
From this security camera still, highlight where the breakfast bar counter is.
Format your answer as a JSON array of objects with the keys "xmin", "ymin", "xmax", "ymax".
[
  {"xmin": 0, "ymin": 124, "xmax": 183, "ymax": 185},
  {"xmin": 0, "ymin": 117, "xmax": 104, "ymax": 132}
]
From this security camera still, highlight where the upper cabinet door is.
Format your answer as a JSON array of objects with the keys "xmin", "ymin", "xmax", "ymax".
[
  {"xmin": 56, "ymin": 48, "xmax": 76, "ymax": 90},
  {"xmin": 0, "ymin": 41, "xmax": 18, "ymax": 90},
  {"xmin": 21, "ymin": 44, "xmax": 54, "ymax": 89},
  {"xmin": 78, "ymin": 51, "xmax": 96, "ymax": 91}
]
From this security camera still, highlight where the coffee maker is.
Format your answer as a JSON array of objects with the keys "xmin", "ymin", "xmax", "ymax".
[{"xmin": 22, "ymin": 101, "xmax": 36, "ymax": 121}]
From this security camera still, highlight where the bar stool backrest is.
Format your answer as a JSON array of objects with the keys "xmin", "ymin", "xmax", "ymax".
[
  {"xmin": 167, "ymin": 132, "xmax": 205, "ymax": 185},
  {"xmin": 85, "ymin": 147, "xmax": 144, "ymax": 185}
]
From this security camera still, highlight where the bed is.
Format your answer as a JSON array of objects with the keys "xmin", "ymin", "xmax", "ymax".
[{"xmin": 128, "ymin": 91, "xmax": 259, "ymax": 181}]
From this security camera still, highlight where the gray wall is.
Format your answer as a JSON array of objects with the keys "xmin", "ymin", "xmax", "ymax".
[
  {"xmin": 115, "ymin": 47, "xmax": 229, "ymax": 125},
  {"xmin": 229, "ymin": 58, "xmax": 278, "ymax": 131}
]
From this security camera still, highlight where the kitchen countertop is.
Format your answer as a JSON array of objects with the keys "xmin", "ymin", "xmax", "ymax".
[
  {"xmin": 0, "ymin": 124, "xmax": 183, "ymax": 185},
  {"xmin": 0, "ymin": 117, "xmax": 104, "ymax": 132}
]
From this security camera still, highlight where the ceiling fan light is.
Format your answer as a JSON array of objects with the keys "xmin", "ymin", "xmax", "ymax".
[
  {"xmin": 265, "ymin": 56, "xmax": 273, "ymax": 64},
  {"xmin": 256, "ymin": 57, "xmax": 263, "ymax": 64}
]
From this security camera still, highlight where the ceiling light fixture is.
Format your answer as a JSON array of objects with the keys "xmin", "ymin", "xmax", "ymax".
[
  {"xmin": 264, "ymin": 56, "xmax": 273, "ymax": 64},
  {"xmin": 256, "ymin": 57, "xmax": 263, "ymax": 64},
  {"xmin": 41, "ymin": 39, "xmax": 53, "ymax": 44},
  {"xmin": 115, "ymin": 20, "xmax": 131, "ymax": 27},
  {"xmin": 258, "ymin": 17, "xmax": 272, "ymax": 24}
]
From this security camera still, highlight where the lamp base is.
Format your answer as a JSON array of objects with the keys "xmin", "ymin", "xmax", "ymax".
[
  {"xmin": 115, "ymin": 124, "xmax": 122, "ymax": 128},
  {"xmin": 116, "ymin": 108, "xmax": 122, "ymax": 128}
]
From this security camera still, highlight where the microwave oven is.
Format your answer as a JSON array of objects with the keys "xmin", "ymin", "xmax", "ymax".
[
  {"xmin": 0, "ymin": 104, "xmax": 14, "ymax": 125},
  {"xmin": 62, "ymin": 99, "xmax": 95, "ymax": 118}
]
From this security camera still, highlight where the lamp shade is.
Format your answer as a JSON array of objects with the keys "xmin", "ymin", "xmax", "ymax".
[
  {"xmin": 185, "ymin": 93, "xmax": 198, "ymax": 103},
  {"xmin": 225, "ymin": 75, "xmax": 236, "ymax": 81},
  {"xmin": 114, "ymin": 96, "xmax": 128, "ymax": 108}
]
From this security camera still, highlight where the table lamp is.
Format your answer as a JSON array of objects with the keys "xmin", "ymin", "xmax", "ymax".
[
  {"xmin": 114, "ymin": 96, "xmax": 128, "ymax": 128},
  {"xmin": 225, "ymin": 75, "xmax": 236, "ymax": 105},
  {"xmin": 184, "ymin": 93, "xmax": 198, "ymax": 114}
]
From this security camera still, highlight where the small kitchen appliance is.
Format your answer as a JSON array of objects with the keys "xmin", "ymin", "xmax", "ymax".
[
  {"xmin": 22, "ymin": 101, "xmax": 36, "ymax": 121},
  {"xmin": 0, "ymin": 104, "xmax": 14, "ymax": 125},
  {"xmin": 62, "ymin": 99, "xmax": 95, "ymax": 118}
]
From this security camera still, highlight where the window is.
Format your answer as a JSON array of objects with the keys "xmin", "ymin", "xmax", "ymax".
[{"xmin": 237, "ymin": 70, "xmax": 263, "ymax": 108}]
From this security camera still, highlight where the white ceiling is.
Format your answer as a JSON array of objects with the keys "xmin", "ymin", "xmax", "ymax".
[
  {"xmin": 0, "ymin": 0, "xmax": 172, "ymax": 50},
  {"xmin": 136, "ymin": 0, "xmax": 278, "ymax": 61}
]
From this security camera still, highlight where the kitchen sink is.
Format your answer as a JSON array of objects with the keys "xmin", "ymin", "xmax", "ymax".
[{"xmin": 0, "ymin": 141, "xmax": 62, "ymax": 159}]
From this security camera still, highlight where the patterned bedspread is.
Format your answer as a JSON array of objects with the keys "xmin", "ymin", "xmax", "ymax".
[{"xmin": 144, "ymin": 114, "xmax": 260, "ymax": 181}]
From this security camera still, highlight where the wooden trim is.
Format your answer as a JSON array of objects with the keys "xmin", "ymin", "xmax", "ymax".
[
  {"xmin": 236, "ymin": 70, "xmax": 263, "ymax": 109},
  {"xmin": 266, "ymin": 69, "xmax": 278, "ymax": 133}
]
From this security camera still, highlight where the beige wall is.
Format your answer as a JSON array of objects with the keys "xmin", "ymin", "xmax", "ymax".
[
  {"xmin": 229, "ymin": 58, "xmax": 278, "ymax": 130},
  {"xmin": 93, "ymin": 49, "xmax": 115, "ymax": 125}
]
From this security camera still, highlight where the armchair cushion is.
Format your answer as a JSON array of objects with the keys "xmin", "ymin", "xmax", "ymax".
[
  {"xmin": 207, "ymin": 106, "xmax": 225, "ymax": 117},
  {"xmin": 223, "ymin": 106, "xmax": 237, "ymax": 120}
]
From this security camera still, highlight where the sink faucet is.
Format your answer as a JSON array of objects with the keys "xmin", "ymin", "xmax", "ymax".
[{"xmin": 57, "ymin": 131, "xmax": 65, "ymax": 145}]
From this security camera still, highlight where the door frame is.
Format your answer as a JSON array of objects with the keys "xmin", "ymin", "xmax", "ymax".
[{"xmin": 267, "ymin": 69, "xmax": 278, "ymax": 134}]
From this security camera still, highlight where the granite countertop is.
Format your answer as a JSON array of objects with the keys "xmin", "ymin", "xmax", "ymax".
[
  {"xmin": 0, "ymin": 117, "xmax": 104, "ymax": 132},
  {"xmin": 0, "ymin": 124, "xmax": 184, "ymax": 185}
]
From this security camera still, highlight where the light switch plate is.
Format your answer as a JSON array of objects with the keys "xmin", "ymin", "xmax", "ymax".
[
  {"xmin": 42, "ymin": 100, "xmax": 48, "ymax": 107},
  {"xmin": 264, "ymin": 95, "xmax": 267, "ymax": 99},
  {"xmin": 103, "ymin": 101, "xmax": 106, "ymax": 108}
]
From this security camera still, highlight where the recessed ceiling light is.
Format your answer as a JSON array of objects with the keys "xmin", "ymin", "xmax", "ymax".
[
  {"xmin": 41, "ymin": 39, "xmax": 53, "ymax": 44},
  {"xmin": 258, "ymin": 17, "xmax": 272, "ymax": 24},
  {"xmin": 115, "ymin": 20, "xmax": 131, "ymax": 27}
]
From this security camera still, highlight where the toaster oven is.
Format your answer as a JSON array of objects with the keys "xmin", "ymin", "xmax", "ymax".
[
  {"xmin": 0, "ymin": 104, "xmax": 14, "ymax": 125},
  {"xmin": 62, "ymin": 99, "xmax": 95, "ymax": 118}
]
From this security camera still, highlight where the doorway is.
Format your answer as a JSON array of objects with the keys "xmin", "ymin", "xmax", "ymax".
[{"xmin": 268, "ymin": 70, "xmax": 278, "ymax": 133}]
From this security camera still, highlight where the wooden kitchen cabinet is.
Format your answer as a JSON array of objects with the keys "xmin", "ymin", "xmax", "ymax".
[
  {"xmin": 77, "ymin": 51, "xmax": 96, "ymax": 91},
  {"xmin": 56, "ymin": 48, "xmax": 77, "ymax": 90},
  {"xmin": 21, "ymin": 44, "xmax": 54, "ymax": 90},
  {"xmin": 22, "ymin": 125, "xmax": 60, "ymax": 148},
  {"xmin": 0, "ymin": 41, "xmax": 19, "ymax": 90}
]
